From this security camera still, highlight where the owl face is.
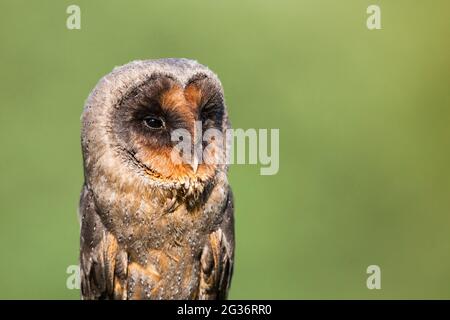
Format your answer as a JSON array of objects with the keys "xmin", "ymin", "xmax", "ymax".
[{"xmin": 82, "ymin": 59, "xmax": 229, "ymax": 191}]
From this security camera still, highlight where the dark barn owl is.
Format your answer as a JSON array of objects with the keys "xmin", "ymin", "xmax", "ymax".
[{"xmin": 79, "ymin": 59, "xmax": 234, "ymax": 300}]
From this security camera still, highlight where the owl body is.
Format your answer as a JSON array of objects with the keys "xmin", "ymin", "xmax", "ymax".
[{"xmin": 79, "ymin": 59, "xmax": 234, "ymax": 300}]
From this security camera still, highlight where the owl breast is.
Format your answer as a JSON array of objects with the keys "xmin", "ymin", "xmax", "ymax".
[{"xmin": 81, "ymin": 172, "xmax": 229, "ymax": 299}]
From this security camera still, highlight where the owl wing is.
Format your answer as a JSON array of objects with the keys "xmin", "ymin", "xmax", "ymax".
[
  {"xmin": 198, "ymin": 188, "xmax": 235, "ymax": 300},
  {"xmin": 79, "ymin": 185, "xmax": 127, "ymax": 300}
]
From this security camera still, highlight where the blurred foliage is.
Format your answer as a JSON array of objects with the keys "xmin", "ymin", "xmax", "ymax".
[{"xmin": 0, "ymin": 0, "xmax": 449, "ymax": 299}]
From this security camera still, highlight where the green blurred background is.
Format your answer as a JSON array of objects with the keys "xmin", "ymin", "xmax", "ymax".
[{"xmin": 1, "ymin": 0, "xmax": 449, "ymax": 299}]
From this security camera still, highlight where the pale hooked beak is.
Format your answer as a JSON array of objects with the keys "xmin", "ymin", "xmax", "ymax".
[
  {"xmin": 190, "ymin": 153, "xmax": 199, "ymax": 173},
  {"xmin": 190, "ymin": 120, "xmax": 202, "ymax": 173}
]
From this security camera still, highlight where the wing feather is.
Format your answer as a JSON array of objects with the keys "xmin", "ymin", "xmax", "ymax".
[
  {"xmin": 79, "ymin": 185, "xmax": 126, "ymax": 299},
  {"xmin": 198, "ymin": 188, "xmax": 235, "ymax": 299}
]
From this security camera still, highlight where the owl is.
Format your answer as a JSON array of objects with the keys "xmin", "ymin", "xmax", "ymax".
[{"xmin": 79, "ymin": 58, "xmax": 234, "ymax": 300}]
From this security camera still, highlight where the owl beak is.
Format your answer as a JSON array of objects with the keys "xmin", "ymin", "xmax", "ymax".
[
  {"xmin": 190, "ymin": 153, "xmax": 199, "ymax": 173},
  {"xmin": 190, "ymin": 120, "xmax": 202, "ymax": 173}
]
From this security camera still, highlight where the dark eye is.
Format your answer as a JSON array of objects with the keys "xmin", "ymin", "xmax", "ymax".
[{"xmin": 143, "ymin": 116, "xmax": 165, "ymax": 129}]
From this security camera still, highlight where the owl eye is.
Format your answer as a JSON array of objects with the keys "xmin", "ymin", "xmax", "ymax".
[{"xmin": 143, "ymin": 116, "xmax": 165, "ymax": 129}]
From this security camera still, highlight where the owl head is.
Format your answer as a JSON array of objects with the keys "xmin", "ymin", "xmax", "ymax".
[{"xmin": 81, "ymin": 59, "xmax": 230, "ymax": 194}]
